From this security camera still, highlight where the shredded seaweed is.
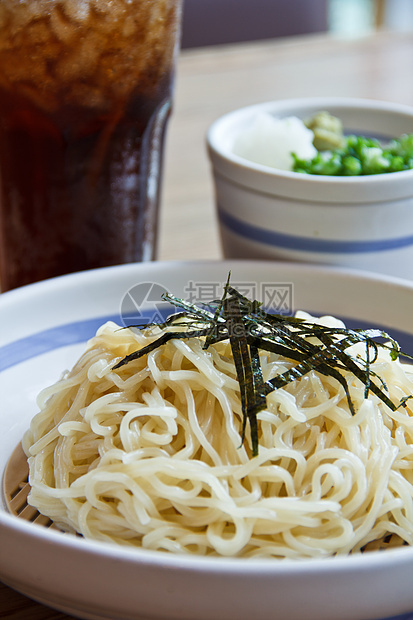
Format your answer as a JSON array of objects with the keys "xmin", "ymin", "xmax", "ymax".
[{"xmin": 113, "ymin": 275, "xmax": 413, "ymax": 457}]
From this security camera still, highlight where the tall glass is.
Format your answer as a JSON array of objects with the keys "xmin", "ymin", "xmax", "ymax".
[{"xmin": 0, "ymin": 0, "xmax": 182, "ymax": 291}]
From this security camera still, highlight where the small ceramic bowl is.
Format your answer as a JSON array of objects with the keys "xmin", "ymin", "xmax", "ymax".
[{"xmin": 207, "ymin": 97, "xmax": 413, "ymax": 280}]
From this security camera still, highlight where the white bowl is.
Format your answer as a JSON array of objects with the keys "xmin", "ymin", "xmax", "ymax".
[
  {"xmin": 1, "ymin": 260, "xmax": 413, "ymax": 620},
  {"xmin": 207, "ymin": 97, "xmax": 413, "ymax": 280}
]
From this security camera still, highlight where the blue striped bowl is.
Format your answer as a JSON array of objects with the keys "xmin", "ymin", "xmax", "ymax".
[{"xmin": 207, "ymin": 97, "xmax": 413, "ymax": 280}]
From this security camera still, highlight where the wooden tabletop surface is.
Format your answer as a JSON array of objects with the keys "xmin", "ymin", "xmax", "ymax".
[{"xmin": 2, "ymin": 29, "xmax": 413, "ymax": 619}]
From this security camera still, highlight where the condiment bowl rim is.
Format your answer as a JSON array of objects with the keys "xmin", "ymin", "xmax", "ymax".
[{"xmin": 207, "ymin": 96, "xmax": 413, "ymax": 186}]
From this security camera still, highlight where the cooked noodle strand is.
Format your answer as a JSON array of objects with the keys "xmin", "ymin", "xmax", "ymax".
[{"xmin": 23, "ymin": 316, "xmax": 413, "ymax": 558}]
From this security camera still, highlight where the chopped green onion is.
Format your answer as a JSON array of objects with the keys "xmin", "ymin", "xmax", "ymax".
[{"xmin": 292, "ymin": 133, "xmax": 413, "ymax": 176}]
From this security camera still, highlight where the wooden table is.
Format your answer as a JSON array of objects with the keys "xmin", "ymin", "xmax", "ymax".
[
  {"xmin": 2, "ymin": 29, "xmax": 413, "ymax": 620},
  {"xmin": 158, "ymin": 28, "xmax": 413, "ymax": 263}
]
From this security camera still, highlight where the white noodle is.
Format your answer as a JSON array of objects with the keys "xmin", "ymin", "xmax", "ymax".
[{"xmin": 23, "ymin": 316, "xmax": 413, "ymax": 558}]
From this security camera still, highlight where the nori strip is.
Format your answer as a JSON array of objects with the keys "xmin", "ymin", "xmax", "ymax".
[{"xmin": 112, "ymin": 276, "xmax": 413, "ymax": 456}]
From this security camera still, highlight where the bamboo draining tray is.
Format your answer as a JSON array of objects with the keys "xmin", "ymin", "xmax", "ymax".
[
  {"xmin": 3, "ymin": 442, "xmax": 54, "ymax": 528},
  {"xmin": 3, "ymin": 442, "xmax": 409, "ymax": 553}
]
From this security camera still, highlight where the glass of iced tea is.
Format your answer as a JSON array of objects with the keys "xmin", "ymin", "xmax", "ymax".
[{"xmin": 0, "ymin": 0, "xmax": 182, "ymax": 291}]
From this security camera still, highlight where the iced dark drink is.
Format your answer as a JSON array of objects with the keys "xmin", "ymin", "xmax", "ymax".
[{"xmin": 0, "ymin": 0, "xmax": 182, "ymax": 290}]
